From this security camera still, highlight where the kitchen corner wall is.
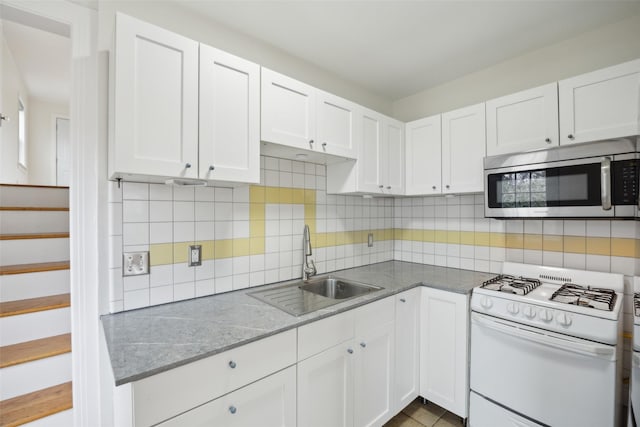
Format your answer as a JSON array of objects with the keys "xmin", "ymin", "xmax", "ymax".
[{"xmin": 107, "ymin": 156, "xmax": 394, "ymax": 313}]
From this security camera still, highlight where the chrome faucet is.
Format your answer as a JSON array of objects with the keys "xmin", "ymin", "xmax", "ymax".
[{"xmin": 302, "ymin": 224, "xmax": 317, "ymax": 281}]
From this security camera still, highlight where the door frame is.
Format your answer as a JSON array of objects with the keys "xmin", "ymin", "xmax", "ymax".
[{"xmin": 2, "ymin": 1, "xmax": 100, "ymax": 425}]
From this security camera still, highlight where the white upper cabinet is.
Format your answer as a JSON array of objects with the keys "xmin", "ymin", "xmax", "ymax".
[
  {"xmin": 199, "ymin": 44, "xmax": 260, "ymax": 183},
  {"xmin": 261, "ymin": 68, "xmax": 316, "ymax": 151},
  {"xmin": 559, "ymin": 59, "xmax": 640, "ymax": 145},
  {"xmin": 486, "ymin": 83, "xmax": 559, "ymax": 156},
  {"xmin": 382, "ymin": 118, "xmax": 405, "ymax": 195},
  {"xmin": 405, "ymin": 115, "xmax": 442, "ymax": 195},
  {"xmin": 110, "ymin": 12, "xmax": 199, "ymax": 180},
  {"xmin": 441, "ymin": 103, "xmax": 486, "ymax": 194},
  {"xmin": 357, "ymin": 109, "xmax": 385, "ymax": 193},
  {"xmin": 317, "ymin": 90, "xmax": 360, "ymax": 159}
]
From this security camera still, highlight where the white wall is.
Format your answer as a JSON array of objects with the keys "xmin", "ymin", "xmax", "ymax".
[
  {"xmin": 1, "ymin": 25, "xmax": 29, "ymax": 184},
  {"xmin": 392, "ymin": 14, "xmax": 640, "ymax": 121},
  {"xmin": 27, "ymin": 98, "xmax": 68, "ymax": 186},
  {"xmin": 97, "ymin": 1, "xmax": 392, "ymax": 115}
]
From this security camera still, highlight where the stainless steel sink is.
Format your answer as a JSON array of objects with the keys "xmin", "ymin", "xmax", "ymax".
[
  {"xmin": 248, "ymin": 276, "xmax": 383, "ymax": 316},
  {"xmin": 299, "ymin": 277, "xmax": 381, "ymax": 299}
]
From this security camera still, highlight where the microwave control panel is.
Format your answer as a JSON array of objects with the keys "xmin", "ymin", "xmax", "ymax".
[{"xmin": 612, "ymin": 159, "xmax": 638, "ymax": 205}]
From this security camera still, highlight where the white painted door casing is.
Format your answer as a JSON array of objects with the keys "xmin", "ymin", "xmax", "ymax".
[
  {"xmin": 317, "ymin": 90, "xmax": 360, "ymax": 159},
  {"xmin": 199, "ymin": 44, "xmax": 260, "ymax": 183},
  {"xmin": 158, "ymin": 366, "xmax": 296, "ymax": 427},
  {"xmin": 441, "ymin": 103, "xmax": 486, "ymax": 194},
  {"xmin": 394, "ymin": 289, "xmax": 420, "ymax": 412},
  {"xmin": 297, "ymin": 341, "xmax": 355, "ymax": 427},
  {"xmin": 112, "ymin": 12, "xmax": 199, "ymax": 179},
  {"xmin": 420, "ymin": 287, "xmax": 469, "ymax": 418},
  {"xmin": 486, "ymin": 83, "xmax": 559, "ymax": 156},
  {"xmin": 559, "ymin": 59, "xmax": 640, "ymax": 145},
  {"xmin": 261, "ymin": 68, "xmax": 316, "ymax": 151},
  {"xmin": 405, "ymin": 115, "xmax": 442, "ymax": 195}
]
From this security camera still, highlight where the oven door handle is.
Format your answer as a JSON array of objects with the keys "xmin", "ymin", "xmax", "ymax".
[
  {"xmin": 472, "ymin": 313, "xmax": 615, "ymax": 360},
  {"xmin": 601, "ymin": 156, "xmax": 612, "ymax": 211}
]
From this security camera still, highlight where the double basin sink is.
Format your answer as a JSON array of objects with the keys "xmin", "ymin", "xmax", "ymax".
[{"xmin": 249, "ymin": 276, "xmax": 383, "ymax": 316}]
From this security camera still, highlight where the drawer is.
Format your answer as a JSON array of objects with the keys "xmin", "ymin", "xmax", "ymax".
[
  {"xmin": 298, "ymin": 310, "xmax": 355, "ymax": 361},
  {"xmin": 158, "ymin": 366, "xmax": 296, "ymax": 427},
  {"xmin": 133, "ymin": 329, "xmax": 296, "ymax": 426},
  {"xmin": 355, "ymin": 295, "xmax": 394, "ymax": 333}
]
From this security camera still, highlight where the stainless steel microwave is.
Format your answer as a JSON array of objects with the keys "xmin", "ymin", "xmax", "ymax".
[{"xmin": 484, "ymin": 139, "xmax": 639, "ymax": 218}]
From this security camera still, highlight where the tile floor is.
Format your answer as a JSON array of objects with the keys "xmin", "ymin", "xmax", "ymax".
[{"xmin": 384, "ymin": 398, "xmax": 464, "ymax": 427}]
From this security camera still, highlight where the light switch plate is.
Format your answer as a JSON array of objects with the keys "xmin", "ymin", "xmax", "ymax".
[
  {"xmin": 189, "ymin": 245, "xmax": 202, "ymax": 267},
  {"xmin": 368, "ymin": 233, "xmax": 374, "ymax": 247},
  {"xmin": 123, "ymin": 251, "xmax": 149, "ymax": 276}
]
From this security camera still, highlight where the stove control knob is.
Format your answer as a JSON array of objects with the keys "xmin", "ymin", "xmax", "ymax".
[
  {"xmin": 506, "ymin": 303, "xmax": 519, "ymax": 315},
  {"xmin": 540, "ymin": 309, "xmax": 553, "ymax": 322},
  {"xmin": 523, "ymin": 305, "xmax": 536, "ymax": 319},
  {"xmin": 557, "ymin": 313, "xmax": 572, "ymax": 327},
  {"xmin": 480, "ymin": 296, "xmax": 493, "ymax": 310}
]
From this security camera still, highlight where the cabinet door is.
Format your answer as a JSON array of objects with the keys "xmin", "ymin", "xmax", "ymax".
[
  {"xmin": 298, "ymin": 341, "xmax": 355, "ymax": 427},
  {"xmin": 112, "ymin": 13, "xmax": 199, "ymax": 179},
  {"xmin": 354, "ymin": 321, "xmax": 395, "ymax": 427},
  {"xmin": 405, "ymin": 115, "xmax": 442, "ymax": 195},
  {"xmin": 317, "ymin": 90, "xmax": 360, "ymax": 159},
  {"xmin": 358, "ymin": 109, "xmax": 384, "ymax": 193},
  {"xmin": 486, "ymin": 83, "xmax": 559, "ymax": 156},
  {"xmin": 199, "ymin": 44, "xmax": 260, "ymax": 183},
  {"xmin": 441, "ymin": 103, "xmax": 486, "ymax": 194},
  {"xmin": 394, "ymin": 289, "xmax": 420, "ymax": 412},
  {"xmin": 420, "ymin": 288, "xmax": 469, "ymax": 418},
  {"xmin": 261, "ymin": 68, "xmax": 316, "ymax": 150},
  {"xmin": 383, "ymin": 118, "xmax": 405, "ymax": 195},
  {"xmin": 158, "ymin": 366, "xmax": 296, "ymax": 427},
  {"xmin": 559, "ymin": 59, "xmax": 640, "ymax": 145}
]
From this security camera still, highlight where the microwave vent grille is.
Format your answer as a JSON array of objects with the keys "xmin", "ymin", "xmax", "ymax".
[{"xmin": 539, "ymin": 274, "xmax": 573, "ymax": 283}]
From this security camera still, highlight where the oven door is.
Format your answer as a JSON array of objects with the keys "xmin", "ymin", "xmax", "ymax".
[{"xmin": 470, "ymin": 312, "xmax": 617, "ymax": 427}]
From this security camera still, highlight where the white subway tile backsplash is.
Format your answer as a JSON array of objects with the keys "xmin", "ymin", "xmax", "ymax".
[
  {"xmin": 150, "ymin": 201, "xmax": 173, "ymax": 222},
  {"xmin": 123, "ymin": 200, "xmax": 149, "ymax": 223},
  {"xmin": 123, "ymin": 182, "xmax": 149, "ymax": 200}
]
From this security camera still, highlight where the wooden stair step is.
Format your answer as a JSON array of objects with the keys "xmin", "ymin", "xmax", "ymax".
[
  {"xmin": 0, "ymin": 334, "xmax": 71, "ymax": 369},
  {"xmin": 0, "ymin": 207, "xmax": 69, "ymax": 212},
  {"xmin": 0, "ymin": 382, "xmax": 72, "ymax": 427},
  {"xmin": 0, "ymin": 232, "xmax": 69, "ymax": 241},
  {"xmin": 0, "ymin": 294, "xmax": 70, "ymax": 318},
  {"xmin": 0, "ymin": 261, "xmax": 70, "ymax": 276}
]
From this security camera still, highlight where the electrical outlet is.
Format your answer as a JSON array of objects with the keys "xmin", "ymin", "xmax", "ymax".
[
  {"xmin": 123, "ymin": 251, "xmax": 149, "ymax": 276},
  {"xmin": 368, "ymin": 233, "xmax": 374, "ymax": 247},
  {"xmin": 189, "ymin": 245, "xmax": 202, "ymax": 267}
]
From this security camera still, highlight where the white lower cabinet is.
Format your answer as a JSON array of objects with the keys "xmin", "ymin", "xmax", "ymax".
[
  {"xmin": 158, "ymin": 366, "xmax": 296, "ymax": 427},
  {"xmin": 393, "ymin": 289, "xmax": 421, "ymax": 411},
  {"xmin": 420, "ymin": 287, "xmax": 469, "ymax": 418}
]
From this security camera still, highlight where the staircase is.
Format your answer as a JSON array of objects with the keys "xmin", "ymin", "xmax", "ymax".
[{"xmin": 0, "ymin": 185, "xmax": 73, "ymax": 427}]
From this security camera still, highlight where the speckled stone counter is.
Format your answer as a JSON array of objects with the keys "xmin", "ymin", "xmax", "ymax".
[{"xmin": 102, "ymin": 261, "xmax": 495, "ymax": 385}]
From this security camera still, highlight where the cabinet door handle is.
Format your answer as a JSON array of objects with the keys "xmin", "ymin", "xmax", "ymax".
[
  {"xmin": 209, "ymin": 165, "xmax": 215, "ymax": 171},
  {"xmin": 322, "ymin": 142, "xmax": 327, "ymax": 151},
  {"xmin": 545, "ymin": 138, "xmax": 551, "ymax": 144},
  {"xmin": 360, "ymin": 342, "xmax": 366, "ymax": 348},
  {"xmin": 347, "ymin": 348, "xmax": 354, "ymax": 354},
  {"xmin": 445, "ymin": 185, "xmax": 450, "ymax": 189},
  {"xmin": 386, "ymin": 186, "xmax": 391, "ymax": 190},
  {"xmin": 229, "ymin": 406, "xmax": 237, "ymax": 414},
  {"xmin": 185, "ymin": 163, "xmax": 192, "ymax": 169},
  {"xmin": 309, "ymin": 139, "xmax": 314, "ymax": 148},
  {"xmin": 378, "ymin": 185, "xmax": 384, "ymax": 189},
  {"xmin": 432, "ymin": 186, "xmax": 436, "ymax": 190},
  {"xmin": 228, "ymin": 360, "xmax": 236, "ymax": 369},
  {"xmin": 568, "ymin": 134, "xmax": 575, "ymax": 140},
  {"xmin": 400, "ymin": 298, "xmax": 406, "ymax": 303}
]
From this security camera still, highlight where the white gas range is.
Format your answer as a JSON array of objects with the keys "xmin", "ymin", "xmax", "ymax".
[{"xmin": 469, "ymin": 262, "xmax": 624, "ymax": 427}]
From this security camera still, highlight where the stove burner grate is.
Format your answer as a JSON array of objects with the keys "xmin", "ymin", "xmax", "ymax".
[
  {"xmin": 481, "ymin": 274, "xmax": 541, "ymax": 296},
  {"xmin": 551, "ymin": 284, "xmax": 617, "ymax": 312}
]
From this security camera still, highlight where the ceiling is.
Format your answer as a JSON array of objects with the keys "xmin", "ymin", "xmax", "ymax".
[
  {"xmin": 2, "ymin": 19, "xmax": 71, "ymax": 105},
  {"xmin": 179, "ymin": 0, "xmax": 640, "ymax": 100}
]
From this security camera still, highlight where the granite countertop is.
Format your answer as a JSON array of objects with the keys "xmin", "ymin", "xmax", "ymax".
[{"xmin": 102, "ymin": 261, "xmax": 495, "ymax": 386}]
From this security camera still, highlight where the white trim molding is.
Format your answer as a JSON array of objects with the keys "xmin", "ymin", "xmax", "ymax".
[{"xmin": 1, "ymin": 1, "xmax": 101, "ymax": 425}]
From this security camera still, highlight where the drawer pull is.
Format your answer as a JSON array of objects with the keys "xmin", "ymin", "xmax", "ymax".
[
  {"xmin": 360, "ymin": 342, "xmax": 366, "ymax": 348},
  {"xmin": 347, "ymin": 348, "xmax": 354, "ymax": 354},
  {"xmin": 229, "ymin": 406, "xmax": 237, "ymax": 414},
  {"xmin": 228, "ymin": 360, "xmax": 236, "ymax": 369},
  {"xmin": 400, "ymin": 298, "xmax": 406, "ymax": 303}
]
